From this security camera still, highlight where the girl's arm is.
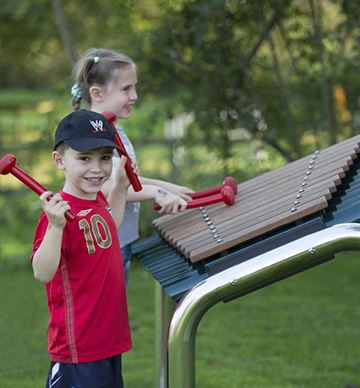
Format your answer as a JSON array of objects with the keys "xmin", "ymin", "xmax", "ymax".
[
  {"xmin": 102, "ymin": 162, "xmax": 191, "ymax": 214},
  {"xmin": 127, "ymin": 176, "xmax": 193, "ymax": 214},
  {"xmin": 32, "ymin": 192, "xmax": 70, "ymax": 283},
  {"xmin": 140, "ymin": 177, "xmax": 193, "ymax": 200},
  {"xmin": 126, "ymin": 183, "xmax": 188, "ymax": 214},
  {"xmin": 103, "ymin": 180, "xmax": 188, "ymax": 214}
]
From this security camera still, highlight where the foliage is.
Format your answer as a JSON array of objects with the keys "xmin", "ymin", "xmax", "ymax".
[
  {"xmin": 140, "ymin": 0, "xmax": 360, "ymax": 162},
  {"xmin": 1, "ymin": 0, "xmax": 360, "ymax": 265},
  {"xmin": 1, "ymin": 0, "xmax": 359, "ymax": 160}
]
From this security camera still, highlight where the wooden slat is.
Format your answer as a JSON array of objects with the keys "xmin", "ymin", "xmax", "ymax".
[
  {"xmin": 161, "ymin": 158, "xmax": 351, "ymax": 243},
  {"xmin": 234, "ymin": 136, "xmax": 360, "ymax": 191},
  {"xmin": 180, "ymin": 186, "xmax": 335, "ymax": 257},
  {"xmin": 153, "ymin": 140, "xmax": 359, "ymax": 230},
  {"xmin": 152, "ymin": 135, "xmax": 360, "ymax": 263},
  {"xmin": 167, "ymin": 176, "xmax": 339, "ymax": 246},
  {"xmin": 189, "ymin": 197, "xmax": 328, "ymax": 262}
]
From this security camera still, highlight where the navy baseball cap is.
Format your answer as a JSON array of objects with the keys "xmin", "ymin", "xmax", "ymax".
[{"xmin": 54, "ymin": 109, "xmax": 125, "ymax": 154}]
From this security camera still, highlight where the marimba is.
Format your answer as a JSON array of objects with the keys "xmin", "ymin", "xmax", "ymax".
[{"xmin": 133, "ymin": 134, "xmax": 360, "ymax": 388}]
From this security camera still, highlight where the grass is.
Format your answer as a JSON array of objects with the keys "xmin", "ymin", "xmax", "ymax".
[{"xmin": 0, "ymin": 253, "xmax": 360, "ymax": 387}]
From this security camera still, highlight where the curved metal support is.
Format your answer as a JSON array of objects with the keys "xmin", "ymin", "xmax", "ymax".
[
  {"xmin": 167, "ymin": 223, "xmax": 360, "ymax": 388},
  {"xmin": 154, "ymin": 282, "xmax": 176, "ymax": 388}
]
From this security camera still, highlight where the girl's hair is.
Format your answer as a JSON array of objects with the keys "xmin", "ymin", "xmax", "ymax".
[{"xmin": 71, "ymin": 48, "xmax": 135, "ymax": 110}]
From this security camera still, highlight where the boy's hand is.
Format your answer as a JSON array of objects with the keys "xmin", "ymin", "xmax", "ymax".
[
  {"xmin": 40, "ymin": 191, "xmax": 70, "ymax": 228},
  {"xmin": 113, "ymin": 156, "xmax": 130, "ymax": 189},
  {"xmin": 130, "ymin": 159, "xmax": 140, "ymax": 176}
]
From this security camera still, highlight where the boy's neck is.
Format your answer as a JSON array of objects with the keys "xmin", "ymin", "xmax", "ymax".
[{"xmin": 62, "ymin": 182, "xmax": 99, "ymax": 201}]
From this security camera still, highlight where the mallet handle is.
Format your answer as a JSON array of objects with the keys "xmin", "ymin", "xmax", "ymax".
[
  {"xmin": 153, "ymin": 185, "xmax": 235, "ymax": 211},
  {"xmin": 11, "ymin": 165, "xmax": 76, "ymax": 222},
  {"xmin": 11, "ymin": 165, "xmax": 48, "ymax": 196},
  {"xmin": 102, "ymin": 111, "xmax": 143, "ymax": 192}
]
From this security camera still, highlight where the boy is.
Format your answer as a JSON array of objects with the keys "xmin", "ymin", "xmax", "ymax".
[{"xmin": 31, "ymin": 109, "xmax": 132, "ymax": 388}]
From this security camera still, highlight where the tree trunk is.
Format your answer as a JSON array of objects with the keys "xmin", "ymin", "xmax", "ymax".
[
  {"xmin": 245, "ymin": 10, "xmax": 282, "ymax": 68},
  {"xmin": 51, "ymin": 0, "xmax": 77, "ymax": 65},
  {"xmin": 277, "ymin": 19, "xmax": 323, "ymax": 148},
  {"xmin": 308, "ymin": 0, "xmax": 337, "ymax": 144},
  {"xmin": 267, "ymin": 29, "xmax": 300, "ymax": 157}
]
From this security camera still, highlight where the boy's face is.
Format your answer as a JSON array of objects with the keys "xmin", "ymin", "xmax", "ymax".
[
  {"xmin": 95, "ymin": 65, "xmax": 138, "ymax": 120},
  {"xmin": 53, "ymin": 146, "xmax": 114, "ymax": 200}
]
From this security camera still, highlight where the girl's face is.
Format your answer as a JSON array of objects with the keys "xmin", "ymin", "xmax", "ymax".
[
  {"xmin": 54, "ymin": 147, "xmax": 114, "ymax": 200},
  {"xmin": 94, "ymin": 65, "xmax": 138, "ymax": 120}
]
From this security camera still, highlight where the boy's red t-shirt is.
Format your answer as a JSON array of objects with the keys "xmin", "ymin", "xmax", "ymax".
[{"xmin": 32, "ymin": 190, "xmax": 132, "ymax": 363}]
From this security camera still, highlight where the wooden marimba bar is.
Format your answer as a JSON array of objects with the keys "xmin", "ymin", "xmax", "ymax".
[
  {"xmin": 133, "ymin": 134, "xmax": 360, "ymax": 388},
  {"xmin": 154, "ymin": 136, "xmax": 360, "ymax": 261}
]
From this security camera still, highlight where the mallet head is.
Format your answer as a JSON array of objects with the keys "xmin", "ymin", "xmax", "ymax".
[
  {"xmin": 223, "ymin": 176, "xmax": 238, "ymax": 194},
  {"xmin": 0, "ymin": 154, "xmax": 16, "ymax": 175},
  {"xmin": 222, "ymin": 185, "xmax": 235, "ymax": 206}
]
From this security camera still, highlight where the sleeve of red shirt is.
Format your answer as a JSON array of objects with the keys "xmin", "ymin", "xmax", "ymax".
[{"xmin": 30, "ymin": 211, "xmax": 49, "ymax": 262}]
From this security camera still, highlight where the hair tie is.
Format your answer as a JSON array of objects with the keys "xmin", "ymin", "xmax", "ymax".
[
  {"xmin": 71, "ymin": 83, "xmax": 82, "ymax": 100},
  {"xmin": 93, "ymin": 56, "xmax": 100, "ymax": 64}
]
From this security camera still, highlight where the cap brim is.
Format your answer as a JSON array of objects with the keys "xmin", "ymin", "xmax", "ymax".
[{"xmin": 65, "ymin": 138, "xmax": 126, "ymax": 155}]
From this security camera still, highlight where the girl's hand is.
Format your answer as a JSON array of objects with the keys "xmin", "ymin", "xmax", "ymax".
[
  {"xmin": 40, "ymin": 192, "xmax": 70, "ymax": 228},
  {"xmin": 155, "ymin": 189, "xmax": 187, "ymax": 214},
  {"xmin": 156, "ymin": 182, "xmax": 193, "ymax": 201},
  {"xmin": 171, "ymin": 186, "xmax": 193, "ymax": 201}
]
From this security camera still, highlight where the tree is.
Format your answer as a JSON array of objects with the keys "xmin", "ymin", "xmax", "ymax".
[
  {"xmin": 140, "ymin": 0, "xmax": 360, "ymax": 165},
  {"xmin": 1, "ymin": 0, "xmax": 359, "ymax": 163}
]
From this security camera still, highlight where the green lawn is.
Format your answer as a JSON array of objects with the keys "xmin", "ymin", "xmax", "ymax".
[{"xmin": 0, "ymin": 253, "xmax": 360, "ymax": 387}]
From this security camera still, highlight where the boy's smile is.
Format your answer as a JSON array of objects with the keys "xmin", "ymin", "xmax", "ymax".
[{"xmin": 53, "ymin": 147, "xmax": 114, "ymax": 200}]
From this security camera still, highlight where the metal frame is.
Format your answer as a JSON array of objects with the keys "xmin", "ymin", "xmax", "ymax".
[
  {"xmin": 154, "ymin": 282, "xmax": 175, "ymax": 388},
  {"xmin": 153, "ymin": 223, "xmax": 360, "ymax": 388}
]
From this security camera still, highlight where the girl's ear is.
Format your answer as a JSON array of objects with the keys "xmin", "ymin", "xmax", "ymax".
[
  {"xmin": 89, "ymin": 85, "xmax": 104, "ymax": 102},
  {"xmin": 52, "ymin": 151, "xmax": 65, "ymax": 170}
]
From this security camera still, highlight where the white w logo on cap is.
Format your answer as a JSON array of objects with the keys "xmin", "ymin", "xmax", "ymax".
[{"xmin": 90, "ymin": 120, "xmax": 105, "ymax": 132}]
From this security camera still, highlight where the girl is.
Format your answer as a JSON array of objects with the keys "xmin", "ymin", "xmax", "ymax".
[{"xmin": 71, "ymin": 48, "xmax": 192, "ymax": 283}]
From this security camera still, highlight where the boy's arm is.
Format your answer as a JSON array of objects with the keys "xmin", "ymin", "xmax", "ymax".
[
  {"xmin": 32, "ymin": 192, "xmax": 70, "ymax": 283},
  {"xmin": 32, "ymin": 224, "xmax": 64, "ymax": 283},
  {"xmin": 107, "ymin": 157, "xmax": 130, "ymax": 229}
]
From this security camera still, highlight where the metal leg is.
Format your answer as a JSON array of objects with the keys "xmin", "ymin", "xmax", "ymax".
[
  {"xmin": 167, "ymin": 223, "xmax": 360, "ymax": 388},
  {"xmin": 154, "ymin": 282, "xmax": 176, "ymax": 388}
]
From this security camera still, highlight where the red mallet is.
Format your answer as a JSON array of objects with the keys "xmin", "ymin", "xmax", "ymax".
[
  {"xmin": 0, "ymin": 154, "xmax": 76, "ymax": 222},
  {"xmin": 188, "ymin": 176, "xmax": 237, "ymax": 199},
  {"xmin": 102, "ymin": 111, "xmax": 142, "ymax": 192},
  {"xmin": 153, "ymin": 185, "xmax": 235, "ymax": 211}
]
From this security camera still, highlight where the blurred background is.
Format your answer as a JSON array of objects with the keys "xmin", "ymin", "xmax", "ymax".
[
  {"xmin": 0, "ymin": 1, "xmax": 360, "ymax": 386},
  {"xmin": 1, "ymin": 0, "xmax": 359, "ymax": 265}
]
